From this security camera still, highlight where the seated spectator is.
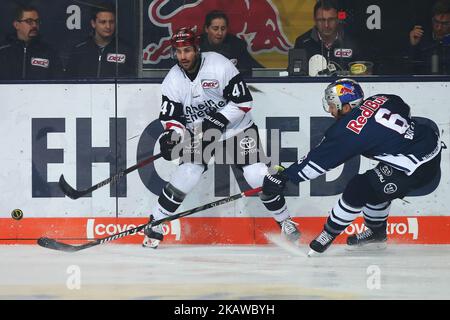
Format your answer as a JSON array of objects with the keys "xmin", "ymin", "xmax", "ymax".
[
  {"xmin": 199, "ymin": 10, "xmax": 263, "ymax": 77},
  {"xmin": 0, "ymin": 4, "xmax": 63, "ymax": 80},
  {"xmin": 66, "ymin": 2, "xmax": 137, "ymax": 78},
  {"xmin": 294, "ymin": 0, "xmax": 362, "ymax": 76},
  {"xmin": 409, "ymin": 0, "xmax": 450, "ymax": 74}
]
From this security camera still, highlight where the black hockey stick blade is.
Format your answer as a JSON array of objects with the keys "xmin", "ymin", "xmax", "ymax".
[
  {"xmin": 36, "ymin": 187, "xmax": 262, "ymax": 252},
  {"xmin": 37, "ymin": 223, "xmax": 148, "ymax": 252},
  {"xmin": 37, "ymin": 237, "xmax": 83, "ymax": 252},
  {"xmin": 59, "ymin": 175, "xmax": 84, "ymax": 200}
]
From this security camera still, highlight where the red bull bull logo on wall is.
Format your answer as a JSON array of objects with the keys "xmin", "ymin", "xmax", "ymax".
[{"xmin": 143, "ymin": 0, "xmax": 292, "ymax": 65}]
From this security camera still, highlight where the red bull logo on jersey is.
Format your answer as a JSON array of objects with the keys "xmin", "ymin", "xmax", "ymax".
[
  {"xmin": 346, "ymin": 96, "xmax": 389, "ymax": 134},
  {"xmin": 144, "ymin": 0, "xmax": 292, "ymax": 64}
]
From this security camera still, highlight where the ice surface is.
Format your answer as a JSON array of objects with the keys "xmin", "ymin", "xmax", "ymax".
[{"xmin": 1, "ymin": 243, "xmax": 450, "ymax": 299}]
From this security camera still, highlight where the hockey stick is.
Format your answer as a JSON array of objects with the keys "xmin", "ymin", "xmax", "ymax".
[
  {"xmin": 59, "ymin": 153, "xmax": 163, "ymax": 199},
  {"xmin": 37, "ymin": 187, "xmax": 262, "ymax": 252}
]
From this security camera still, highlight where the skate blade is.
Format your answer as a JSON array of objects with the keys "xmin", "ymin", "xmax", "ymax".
[
  {"xmin": 142, "ymin": 244, "xmax": 159, "ymax": 249},
  {"xmin": 345, "ymin": 242, "xmax": 387, "ymax": 252},
  {"xmin": 264, "ymin": 233, "xmax": 306, "ymax": 257},
  {"xmin": 307, "ymin": 249, "xmax": 322, "ymax": 257}
]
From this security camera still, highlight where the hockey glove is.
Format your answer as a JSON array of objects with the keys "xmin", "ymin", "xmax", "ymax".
[
  {"xmin": 262, "ymin": 166, "xmax": 289, "ymax": 196},
  {"xmin": 201, "ymin": 112, "xmax": 230, "ymax": 135},
  {"xmin": 159, "ymin": 129, "xmax": 182, "ymax": 160}
]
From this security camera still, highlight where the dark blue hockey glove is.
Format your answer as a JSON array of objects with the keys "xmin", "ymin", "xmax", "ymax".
[
  {"xmin": 159, "ymin": 129, "xmax": 182, "ymax": 160},
  {"xmin": 263, "ymin": 166, "xmax": 289, "ymax": 195}
]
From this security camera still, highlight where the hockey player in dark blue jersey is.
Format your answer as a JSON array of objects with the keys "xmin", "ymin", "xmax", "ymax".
[{"xmin": 262, "ymin": 78, "xmax": 443, "ymax": 256}]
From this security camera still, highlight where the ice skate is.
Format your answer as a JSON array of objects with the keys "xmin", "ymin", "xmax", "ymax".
[
  {"xmin": 346, "ymin": 227, "xmax": 387, "ymax": 251},
  {"xmin": 277, "ymin": 217, "xmax": 301, "ymax": 243},
  {"xmin": 142, "ymin": 216, "xmax": 164, "ymax": 249},
  {"xmin": 308, "ymin": 230, "xmax": 336, "ymax": 256}
]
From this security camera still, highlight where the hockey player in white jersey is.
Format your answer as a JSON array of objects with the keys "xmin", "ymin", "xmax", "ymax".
[
  {"xmin": 262, "ymin": 78, "xmax": 443, "ymax": 255},
  {"xmin": 143, "ymin": 27, "xmax": 300, "ymax": 248}
]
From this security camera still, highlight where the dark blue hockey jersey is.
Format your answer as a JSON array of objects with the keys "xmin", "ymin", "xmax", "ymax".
[{"xmin": 285, "ymin": 94, "xmax": 441, "ymax": 183}]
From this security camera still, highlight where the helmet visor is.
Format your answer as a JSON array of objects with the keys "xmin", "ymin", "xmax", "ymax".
[{"xmin": 322, "ymin": 97, "xmax": 332, "ymax": 113}]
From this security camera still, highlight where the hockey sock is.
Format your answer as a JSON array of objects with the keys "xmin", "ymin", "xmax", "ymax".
[
  {"xmin": 151, "ymin": 183, "xmax": 186, "ymax": 220},
  {"xmin": 259, "ymin": 193, "xmax": 290, "ymax": 222},
  {"xmin": 363, "ymin": 201, "xmax": 390, "ymax": 230},
  {"xmin": 325, "ymin": 197, "xmax": 362, "ymax": 235}
]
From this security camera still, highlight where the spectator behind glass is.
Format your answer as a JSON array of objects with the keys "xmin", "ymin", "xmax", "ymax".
[
  {"xmin": 294, "ymin": 0, "xmax": 362, "ymax": 76},
  {"xmin": 199, "ymin": 10, "xmax": 263, "ymax": 77},
  {"xmin": 409, "ymin": 0, "xmax": 450, "ymax": 74},
  {"xmin": 0, "ymin": 4, "xmax": 63, "ymax": 80},
  {"xmin": 65, "ymin": 2, "xmax": 136, "ymax": 78}
]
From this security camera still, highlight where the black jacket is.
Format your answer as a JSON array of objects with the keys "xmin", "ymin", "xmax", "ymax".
[
  {"xmin": 66, "ymin": 37, "xmax": 137, "ymax": 78},
  {"xmin": 199, "ymin": 33, "xmax": 263, "ymax": 77},
  {"xmin": 0, "ymin": 34, "xmax": 63, "ymax": 80},
  {"xmin": 409, "ymin": 34, "xmax": 450, "ymax": 75},
  {"xmin": 294, "ymin": 28, "xmax": 362, "ymax": 72}
]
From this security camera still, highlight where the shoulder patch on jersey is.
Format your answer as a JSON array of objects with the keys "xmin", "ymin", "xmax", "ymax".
[
  {"xmin": 159, "ymin": 95, "xmax": 186, "ymax": 126},
  {"xmin": 223, "ymin": 73, "xmax": 253, "ymax": 104}
]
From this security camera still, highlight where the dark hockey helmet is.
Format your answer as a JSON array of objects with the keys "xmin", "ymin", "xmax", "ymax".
[
  {"xmin": 322, "ymin": 78, "xmax": 364, "ymax": 112},
  {"xmin": 170, "ymin": 27, "xmax": 199, "ymax": 49}
]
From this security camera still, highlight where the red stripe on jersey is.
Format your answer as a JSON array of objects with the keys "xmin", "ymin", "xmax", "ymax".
[
  {"xmin": 239, "ymin": 106, "xmax": 252, "ymax": 113},
  {"xmin": 166, "ymin": 122, "xmax": 185, "ymax": 131}
]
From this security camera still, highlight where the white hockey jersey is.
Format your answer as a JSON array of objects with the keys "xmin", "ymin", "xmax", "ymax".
[{"xmin": 159, "ymin": 51, "xmax": 254, "ymax": 140}]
